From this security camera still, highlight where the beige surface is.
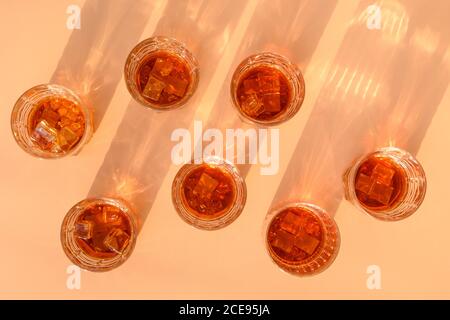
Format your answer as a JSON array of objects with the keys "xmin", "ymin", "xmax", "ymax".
[{"xmin": 0, "ymin": 0, "xmax": 449, "ymax": 299}]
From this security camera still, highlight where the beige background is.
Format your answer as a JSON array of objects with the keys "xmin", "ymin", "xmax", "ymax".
[{"xmin": 0, "ymin": 0, "xmax": 449, "ymax": 299}]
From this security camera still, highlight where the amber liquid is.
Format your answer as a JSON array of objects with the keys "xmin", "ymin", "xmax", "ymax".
[
  {"xmin": 181, "ymin": 164, "xmax": 236, "ymax": 219},
  {"xmin": 74, "ymin": 204, "xmax": 132, "ymax": 259},
  {"xmin": 267, "ymin": 207, "xmax": 323, "ymax": 264},
  {"xmin": 355, "ymin": 156, "xmax": 407, "ymax": 211},
  {"xmin": 136, "ymin": 51, "xmax": 191, "ymax": 106},
  {"xmin": 28, "ymin": 97, "xmax": 85, "ymax": 152},
  {"xmin": 236, "ymin": 66, "xmax": 290, "ymax": 121}
]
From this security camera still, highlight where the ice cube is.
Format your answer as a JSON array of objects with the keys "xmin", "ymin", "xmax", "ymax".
[
  {"xmin": 372, "ymin": 163, "xmax": 395, "ymax": 185},
  {"xmin": 101, "ymin": 206, "xmax": 122, "ymax": 225},
  {"xmin": 74, "ymin": 220, "xmax": 93, "ymax": 240},
  {"xmin": 58, "ymin": 127, "xmax": 79, "ymax": 150},
  {"xmin": 31, "ymin": 120, "xmax": 58, "ymax": 149},
  {"xmin": 241, "ymin": 94, "xmax": 264, "ymax": 117},
  {"xmin": 305, "ymin": 221, "xmax": 321, "ymax": 238},
  {"xmin": 262, "ymin": 93, "xmax": 281, "ymax": 113},
  {"xmin": 215, "ymin": 181, "xmax": 232, "ymax": 195},
  {"xmin": 272, "ymin": 230, "xmax": 295, "ymax": 253},
  {"xmin": 279, "ymin": 211, "xmax": 301, "ymax": 235},
  {"xmin": 368, "ymin": 180, "xmax": 394, "ymax": 205},
  {"xmin": 76, "ymin": 238, "xmax": 117, "ymax": 259},
  {"xmin": 258, "ymin": 75, "xmax": 280, "ymax": 93},
  {"xmin": 142, "ymin": 75, "xmax": 166, "ymax": 101},
  {"xmin": 294, "ymin": 229, "xmax": 320, "ymax": 255},
  {"xmin": 243, "ymin": 78, "xmax": 259, "ymax": 94},
  {"xmin": 58, "ymin": 117, "xmax": 72, "ymax": 128},
  {"xmin": 65, "ymin": 110, "xmax": 78, "ymax": 121},
  {"xmin": 38, "ymin": 100, "xmax": 51, "ymax": 110},
  {"xmin": 103, "ymin": 228, "xmax": 130, "ymax": 254},
  {"xmin": 41, "ymin": 107, "xmax": 60, "ymax": 127},
  {"xmin": 193, "ymin": 173, "xmax": 219, "ymax": 199},
  {"xmin": 152, "ymin": 58, "xmax": 174, "ymax": 77},
  {"xmin": 57, "ymin": 107, "xmax": 68, "ymax": 117},
  {"xmin": 355, "ymin": 173, "xmax": 372, "ymax": 194},
  {"xmin": 165, "ymin": 75, "xmax": 188, "ymax": 97}
]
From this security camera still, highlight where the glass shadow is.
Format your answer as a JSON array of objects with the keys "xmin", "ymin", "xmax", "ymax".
[
  {"xmin": 87, "ymin": 0, "xmax": 248, "ymax": 229},
  {"xmin": 271, "ymin": 0, "xmax": 450, "ymax": 215},
  {"xmin": 51, "ymin": 0, "xmax": 154, "ymax": 129},
  {"xmin": 203, "ymin": 0, "xmax": 338, "ymax": 177}
]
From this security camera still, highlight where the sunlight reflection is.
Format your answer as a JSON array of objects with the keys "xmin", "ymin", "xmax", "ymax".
[
  {"xmin": 112, "ymin": 170, "xmax": 149, "ymax": 200},
  {"xmin": 380, "ymin": 0, "xmax": 409, "ymax": 43},
  {"xmin": 354, "ymin": 0, "xmax": 409, "ymax": 43},
  {"xmin": 410, "ymin": 27, "xmax": 440, "ymax": 54}
]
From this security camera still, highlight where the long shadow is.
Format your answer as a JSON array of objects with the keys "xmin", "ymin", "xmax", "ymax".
[
  {"xmin": 203, "ymin": 0, "xmax": 338, "ymax": 177},
  {"xmin": 51, "ymin": 0, "xmax": 154, "ymax": 129},
  {"xmin": 271, "ymin": 0, "xmax": 450, "ymax": 216},
  {"xmin": 87, "ymin": 0, "xmax": 247, "ymax": 229}
]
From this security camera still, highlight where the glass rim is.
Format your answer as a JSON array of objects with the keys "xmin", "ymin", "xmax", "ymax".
[
  {"xmin": 60, "ymin": 197, "xmax": 138, "ymax": 272},
  {"xmin": 264, "ymin": 201, "xmax": 340, "ymax": 277},
  {"xmin": 171, "ymin": 156, "xmax": 247, "ymax": 231},
  {"xmin": 124, "ymin": 35, "xmax": 199, "ymax": 111},
  {"xmin": 10, "ymin": 83, "xmax": 92, "ymax": 159},
  {"xmin": 230, "ymin": 51, "xmax": 305, "ymax": 127},
  {"xmin": 344, "ymin": 146, "xmax": 427, "ymax": 221}
]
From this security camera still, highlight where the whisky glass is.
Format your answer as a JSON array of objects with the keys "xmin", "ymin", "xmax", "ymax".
[
  {"xmin": 343, "ymin": 147, "xmax": 427, "ymax": 221},
  {"xmin": 124, "ymin": 36, "xmax": 199, "ymax": 110},
  {"xmin": 172, "ymin": 156, "xmax": 247, "ymax": 230},
  {"xmin": 264, "ymin": 202, "xmax": 340, "ymax": 276},
  {"xmin": 230, "ymin": 52, "xmax": 305, "ymax": 126},
  {"xmin": 60, "ymin": 197, "xmax": 138, "ymax": 272},
  {"xmin": 10, "ymin": 84, "xmax": 93, "ymax": 159}
]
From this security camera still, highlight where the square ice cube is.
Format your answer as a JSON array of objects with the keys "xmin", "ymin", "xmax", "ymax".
[
  {"xmin": 41, "ymin": 107, "xmax": 60, "ymax": 127},
  {"xmin": 272, "ymin": 230, "xmax": 295, "ymax": 253},
  {"xmin": 258, "ymin": 75, "xmax": 280, "ymax": 93},
  {"xmin": 74, "ymin": 220, "xmax": 93, "ymax": 240},
  {"xmin": 368, "ymin": 180, "xmax": 394, "ymax": 205},
  {"xmin": 241, "ymin": 93, "xmax": 264, "ymax": 117},
  {"xmin": 104, "ymin": 228, "xmax": 130, "ymax": 254},
  {"xmin": 193, "ymin": 173, "xmax": 219, "ymax": 199},
  {"xmin": 58, "ymin": 127, "xmax": 78, "ymax": 149},
  {"xmin": 279, "ymin": 211, "xmax": 301, "ymax": 235},
  {"xmin": 305, "ymin": 221, "xmax": 321, "ymax": 238},
  {"xmin": 143, "ymin": 75, "xmax": 166, "ymax": 101},
  {"xmin": 355, "ymin": 173, "xmax": 372, "ymax": 194},
  {"xmin": 262, "ymin": 93, "xmax": 281, "ymax": 113},
  {"xmin": 152, "ymin": 58, "xmax": 174, "ymax": 77},
  {"xmin": 165, "ymin": 75, "xmax": 188, "ymax": 97},
  {"xmin": 31, "ymin": 120, "xmax": 58, "ymax": 149},
  {"xmin": 243, "ymin": 78, "xmax": 259, "ymax": 94},
  {"xmin": 101, "ymin": 206, "xmax": 123, "ymax": 225},
  {"xmin": 373, "ymin": 163, "xmax": 395, "ymax": 185},
  {"xmin": 294, "ymin": 229, "xmax": 320, "ymax": 255},
  {"xmin": 65, "ymin": 110, "xmax": 78, "ymax": 121}
]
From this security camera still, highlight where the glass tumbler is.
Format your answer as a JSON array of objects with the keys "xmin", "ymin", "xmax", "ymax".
[
  {"xmin": 11, "ymin": 84, "xmax": 93, "ymax": 159},
  {"xmin": 172, "ymin": 156, "xmax": 247, "ymax": 230},
  {"xmin": 230, "ymin": 52, "xmax": 305, "ymax": 126},
  {"xmin": 61, "ymin": 197, "xmax": 138, "ymax": 272},
  {"xmin": 343, "ymin": 146, "xmax": 426, "ymax": 221},
  {"xmin": 265, "ymin": 202, "xmax": 340, "ymax": 276},
  {"xmin": 124, "ymin": 36, "xmax": 199, "ymax": 110}
]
